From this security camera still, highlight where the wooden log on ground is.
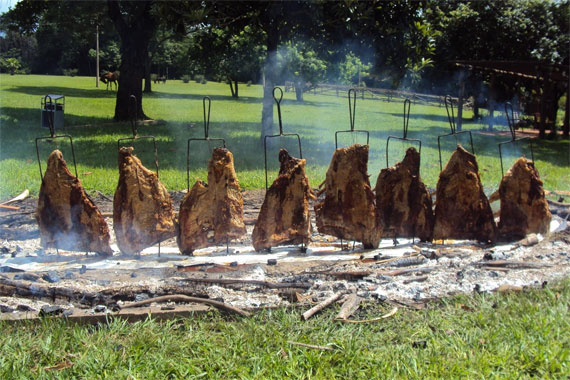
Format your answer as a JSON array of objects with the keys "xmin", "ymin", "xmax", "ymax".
[
  {"xmin": 302, "ymin": 292, "xmax": 344, "ymax": 320},
  {"xmin": 334, "ymin": 293, "xmax": 362, "ymax": 321},
  {"xmin": 178, "ymin": 277, "xmax": 312, "ymax": 289},
  {"xmin": 121, "ymin": 294, "xmax": 250, "ymax": 317}
]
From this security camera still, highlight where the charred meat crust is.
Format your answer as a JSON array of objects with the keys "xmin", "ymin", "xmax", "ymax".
[
  {"xmin": 178, "ymin": 148, "xmax": 246, "ymax": 253},
  {"xmin": 113, "ymin": 146, "xmax": 177, "ymax": 255},
  {"xmin": 252, "ymin": 149, "xmax": 313, "ymax": 252},
  {"xmin": 36, "ymin": 150, "xmax": 112, "ymax": 255},
  {"xmin": 315, "ymin": 144, "xmax": 381, "ymax": 249}
]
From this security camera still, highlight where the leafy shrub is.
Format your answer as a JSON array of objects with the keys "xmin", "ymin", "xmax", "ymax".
[
  {"xmin": 194, "ymin": 74, "xmax": 205, "ymax": 83},
  {"xmin": 0, "ymin": 57, "xmax": 21, "ymax": 75},
  {"xmin": 63, "ymin": 68, "xmax": 78, "ymax": 77},
  {"xmin": 182, "ymin": 75, "xmax": 191, "ymax": 83}
]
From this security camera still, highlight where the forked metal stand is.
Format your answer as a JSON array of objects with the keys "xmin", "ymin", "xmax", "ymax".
[
  {"xmin": 333, "ymin": 89, "xmax": 370, "ymax": 251},
  {"xmin": 385, "ymin": 98, "xmax": 422, "ymax": 168},
  {"xmin": 186, "ymin": 96, "xmax": 229, "ymax": 253},
  {"xmin": 385, "ymin": 98, "xmax": 423, "ymax": 246},
  {"xmin": 335, "ymin": 89, "xmax": 369, "ymax": 149},
  {"xmin": 437, "ymin": 95, "xmax": 475, "ymax": 170},
  {"xmin": 263, "ymin": 87, "xmax": 305, "ymax": 253},
  {"xmin": 264, "ymin": 87, "xmax": 303, "ymax": 190},
  {"xmin": 498, "ymin": 102, "xmax": 534, "ymax": 177},
  {"xmin": 186, "ymin": 96, "xmax": 226, "ymax": 190},
  {"xmin": 117, "ymin": 95, "xmax": 160, "ymax": 256},
  {"xmin": 35, "ymin": 95, "xmax": 78, "ymax": 256}
]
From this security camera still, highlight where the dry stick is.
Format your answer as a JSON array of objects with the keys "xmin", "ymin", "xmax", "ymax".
[
  {"xmin": 340, "ymin": 307, "xmax": 398, "ymax": 324},
  {"xmin": 286, "ymin": 341, "xmax": 334, "ymax": 351},
  {"xmin": 334, "ymin": 293, "xmax": 362, "ymax": 321},
  {"xmin": 302, "ymin": 292, "xmax": 344, "ymax": 321},
  {"xmin": 0, "ymin": 204, "xmax": 19, "ymax": 211},
  {"xmin": 403, "ymin": 276, "xmax": 428, "ymax": 284},
  {"xmin": 384, "ymin": 267, "xmax": 435, "ymax": 277},
  {"xmin": 121, "ymin": 295, "xmax": 250, "ymax": 317},
  {"xmin": 179, "ymin": 277, "xmax": 312, "ymax": 289},
  {"xmin": 474, "ymin": 260, "xmax": 553, "ymax": 269}
]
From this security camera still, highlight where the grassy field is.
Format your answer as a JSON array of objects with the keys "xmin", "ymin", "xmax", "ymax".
[
  {"xmin": 0, "ymin": 74, "xmax": 569, "ymax": 199},
  {"xmin": 0, "ymin": 281, "xmax": 568, "ymax": 379}
]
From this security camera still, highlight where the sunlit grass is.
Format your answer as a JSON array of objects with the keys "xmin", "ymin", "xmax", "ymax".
[
  {"xmin": 0, "ymin": 281, "xmax": 568, "ymax": 378},
  {"xmin": 1, "ymin": 74, "xmax": 568, "ymax": 198}
]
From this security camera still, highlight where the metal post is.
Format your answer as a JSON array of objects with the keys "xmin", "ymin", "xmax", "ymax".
[{"xmin": 96, "ymin": 25, "xmax": 100, "ymax": 88}]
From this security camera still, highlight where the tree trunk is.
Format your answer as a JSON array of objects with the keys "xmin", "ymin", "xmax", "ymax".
[
  {"xmin": 108, "ymin": 1, "xmax": 155, "ymax": 121},
  {"xmin": 295, "ymin": 82, "xmax": 304, "ymax": 102},
  {"xmin": 228, "ymin": 76, "xmax": 238, "ymax": 98},
  {"xmin": 562, "ymin": 82, "xmax": 570, "ymax": 138},
  {"xmin": 261, "ymin": 29, "xmax": 279, "ymax": 146},
  {"xmin": 143, "ymin": 55, "xmax": 152, "ymax": 93}
]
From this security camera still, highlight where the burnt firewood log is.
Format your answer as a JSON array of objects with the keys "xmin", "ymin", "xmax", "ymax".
[
  {"xmin": 433, "ymin": 145, "xmax": 497, "ymax": 242},
  {"xmin": 314, "ymin": 144, "xmax": 381, "ymax": 249},
  {"xmin": 375, "ymin": 147, "xmax": 434, "ymax": 241},
  {"xmin": 178, "ymin": 148, "xmax": 246, "ymax": 254},
  {"xmin": 36, "ymin": 150, "xmax": 112, "ymax": 255},
  {"xmin": 113, "ymin": 147, "xmax": 176, "ymax": 255},
  {"xmin": 498, "ymin": 157, "xmax": 551, "ymax": 239},
  {"xmin": 252, "ymin": 149, "xmax": 314, "ymax": 252}
]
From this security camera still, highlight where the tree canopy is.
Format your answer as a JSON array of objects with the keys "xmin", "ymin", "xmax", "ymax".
[{"xmin": 1, "ymin": 0, "xmax": 567, "ymax": 133}]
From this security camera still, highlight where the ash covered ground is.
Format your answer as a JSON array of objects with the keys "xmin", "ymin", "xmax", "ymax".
[{"xmin": 0, "ymin": 190, "xmax": 569, "ymax": 319}]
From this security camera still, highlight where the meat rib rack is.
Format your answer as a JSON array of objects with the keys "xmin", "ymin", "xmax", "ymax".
[
  {"xmin": 437, "ymin": 95, "xmax": 475, "ymax": 170},
  {"xmin": 186, "ymin": 96, "xmax": 226, "ymax": 190},
  {"xmin": 385, "ymin": 98, "xmax": 422, "ymax": 168},
  {"xmin": 117, "ymin": 94, "xmax": 161, "ymax": 256},
  {"xmin": 263, "ymin": 87, "xmax": 303, "ymax": 190},
  {"xmin": 498, "ymin": 102, "xmax": 535, "ymax": 177},
  {"xmin": 36, "ymin": 95, "xmax": 78, "ymax": 181},
  {"xmin": 335, "ymin": 89, "xmax": 369, "ymax": 149}
]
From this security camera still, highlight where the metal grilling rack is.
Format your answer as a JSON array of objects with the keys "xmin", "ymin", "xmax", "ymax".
[
  {"xmin": 498, "ymin": 102, "xmax": 534, "ymax": 177},
  {"xmin": 117, "ymin": 95, "xmax": 159, "ymax": 175},
  {"xmin": 335, "ymin": 89, "xmax": 370, "ymax": 149},
  {"xmin": 437, "ymin": 95, "xmax": 475, "ymax": 170},
  {"xmin": 385, "ymin": 98, "xmax": 422, "ymax": 168},
  {"xmin": 35, "ymin": 95, "xmax": 78, "ymax": 181},
  {"xmin": 186, "ymin": 96, "xmax": 226, "ymax": 190},
  {"xmin": 263, "ymin": 87, "xmax": 303, "ymax": 190}
]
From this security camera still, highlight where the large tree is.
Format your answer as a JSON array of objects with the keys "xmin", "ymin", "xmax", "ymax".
[
  {"xmin": 107, "ymin": 1, "xmax": 155, "ymax": 120},
  {"xmin": 1, "ymin": 0, "xmax": 115, "ymax": 76}
]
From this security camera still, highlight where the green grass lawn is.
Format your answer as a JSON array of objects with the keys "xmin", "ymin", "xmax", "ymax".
[
  {"xmin": 0, "ymin": 281, "xmax": 568, "ymax": 379},
  {"xmin": 1, "ymin": 74, "xmax": 569, "ymax": 199}
]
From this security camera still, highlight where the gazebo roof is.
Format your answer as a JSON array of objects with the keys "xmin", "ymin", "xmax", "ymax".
[{"xmin": 452, "ymin": 60, "xmax": 568, "ymax": 83}]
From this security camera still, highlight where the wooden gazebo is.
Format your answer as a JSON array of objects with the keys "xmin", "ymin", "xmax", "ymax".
[{"xmin": 452, "ymin": 60, "xmax": 569, "ymax": 138}]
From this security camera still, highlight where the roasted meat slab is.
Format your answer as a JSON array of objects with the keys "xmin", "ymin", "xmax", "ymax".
[
  {"xmin": 113, "ymin": 147, "xmax": 176, "ymax": 255},
  {"xmin": 314, "ymin": 144, "xmax": 381, "ymax": 249},
  {"xmin": 36, "ymin": 150, "xmax": 112, "ymax": 255},
  {"xmin": 178, "ymin": 148, "xmax": 246, "ymax": 254},
  {"xmin": 498, "ymin": 157, "xmax": 551, "ymax": 239},
  {"xmin": 252, "ymin": 149, "xmax": 313, "ymax": 251},
  {"xmin": 433, "ymin": 145, "xmax": 497, "ymax": 242},
  {"xmin": 375, "ymin": 147, "xmax": 434, "ymax": 241}
]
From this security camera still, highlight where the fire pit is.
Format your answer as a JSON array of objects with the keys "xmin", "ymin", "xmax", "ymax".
[{"xmin": 1, "ymin": 188, "xmax": 569, "ymax": 323}]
